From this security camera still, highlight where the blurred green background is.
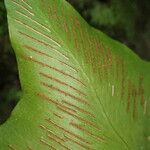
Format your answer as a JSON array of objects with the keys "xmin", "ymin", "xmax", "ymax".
[{"xmin": 0, "ymin": 0, "xmax": 150, "ymax": 124}]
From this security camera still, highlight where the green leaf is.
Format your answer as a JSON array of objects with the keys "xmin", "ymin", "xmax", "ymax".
[{"xmin": 1, "ymin": 0, "xmax": 150, "ymax": 149}]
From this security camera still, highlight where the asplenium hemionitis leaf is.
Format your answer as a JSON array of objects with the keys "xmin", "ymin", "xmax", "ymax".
[{"xmin": 1, "ymin": 0, "xmax": 150, "ymax": 149}]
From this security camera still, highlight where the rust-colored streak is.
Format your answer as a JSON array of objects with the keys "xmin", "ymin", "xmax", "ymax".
[
  {"xmin": 132, "ymin": 88, "xmax": 138, "ymax": 119},
  {"xmin": 65, "ymin": 135, "xmax": 92, "ymax": 150},
  {"xmin": 57, "ymin": 104, "xmax": 77, "ymax": 114},
  {"xmin": 92, "ymin": 39, "xmax": 98, "ymax": 74},
  {"xmin": 51, "ymin": 1, "xmax": 59, "ymax": 21},
  {"xmin": 79, "ymin": 27, "xmax": 85, "ymax": 51},
  {"xmin": 121, "ymin": 59, "xmax": 126, "ymax": 100},
  {"xmin": 24, "ymin": 45, "xmax": 53, "ymax": 58},
  {"xmin": 47, "ymin": 134, "xmax": 71, "ymax": 150},
  {"xmin": 57, "ymin": 106, "xmax": 101, "ymax": 131},
  {"xmin": 106, "ymin": 48, "xmax": 113, "ymax": 67},
  {"xmin": 43, "ymin": 1, "xmax": 51, "ymax": 21},
  {"xmin": 126, "ymin": 80, "xmax": 132, "ymax": 112},
  {"xmin": 61, "ymin": 1, "xmax": 65, "ymax": 19},
  {"xmin": 24, "ymin": 45, "xmax": 77, "ymax": 73},
  {"xmin": 37, "ymin": 92, "xmax": 60, "ymax": 105},
  {"xmin": 102, "ymin": 53, "xmax": 109, "ymax": 81},
  {"xmin": 140, "ymin": 87, "xmax": 145, "ymax": 108},
  {"xmin": 39, "ymin": 125, "xmax": 65, "ymax": 142},
  {"xmin": 37, "ymin": 92, "xmax": 79, "ymax": 117},
  {"xmin": 8, "ymin": 145, "xmax": 16, "ymax": 150},
  {"xmin": 21, "ymin": 0, "xmax": 32, "ymax": 9},
  {"xmin": 19, "ymin": 31, "xmax": 68, "ymax": 59},
  {"xmin": 40, "ymin": 72, "xmax": 85, "ymax": 96},
  {"xmin": 83, "ymin": 29, "xmax": 90, "ymax": 64},
  {"xmin": 46, "ymin": 119, "xmax": 91, "ymax": 144},
  {"xmin": 16, "ymin": 10, "xmax": 51, "ymax": 32},
  {"xmin": 37, "ymin": 92, "xmax": 76, "ymax": 113},
  {"xmin": 53, "ymin": 112, "xmax": 63, "ymax": 119},
  {"xmin": 70, "ymin": 121, "xmax": 105, "ymax": 142},
  {"xmin": 138, "ymin": 76, "xmax": 145, "ymax": 107},
  {"xmin": 27, "ymin": 146, "xmax": 33, "ymax": 150},
  {"xmin": 40, "ymin": 138, "xmax": 57, "ymax": 150},
  {"xmin": 15, "ymin": 18, "xmax": 61, "ymax": 47},
  {"xmin": 115, "ymin": 57, "xmax": 121, "ymax": 81},
  {"xmin": 74, "ymin": 37, "xmax": 80, "ymax": 50},
  {"xmin": 94, "ymin": 38, "xmax": 100, "ymax": 56},
  {"xmin": 37, "ymin": 93, "xmax": 64, "ymax": 119},
  {"xmin": 63, "ymin": 22, "xmax": 71, "ymax": 42},
  {"xmin": 12, "ymin": 0, "xmax": 34, "ymax": 16},
  {"xmin": 62, "ymin": 100, "xmax": 95, "ymax": 118},
  {"xmin": 117, "ymin": 58, "xmax": 126, "ymax": 99},
  {"xmin": 74, "ymin": 17, "xmax": 81, "ymax": 28},
  {"xmin": 41, "ymin": 82, "xmax": 89, "ymax": 105},
  {"xmin": 20, "ymin": 54, "xmax": 86, "ymax": 87}
]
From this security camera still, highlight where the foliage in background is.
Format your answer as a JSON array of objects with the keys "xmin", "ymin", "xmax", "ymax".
[{"xmin": 0, "ymin": 0, "xmax": 150, "ymax": 124}]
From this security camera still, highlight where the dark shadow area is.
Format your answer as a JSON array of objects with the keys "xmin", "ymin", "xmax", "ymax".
[
  {"xmin": 0, "ymin": 0, "xmax": 150, "ymax": 124},
  {"xmin": 0, "ymin": 0, "xmax": 21, "ymax": 124}
]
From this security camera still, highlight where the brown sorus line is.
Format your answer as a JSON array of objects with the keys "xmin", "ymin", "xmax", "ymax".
[
  {"xmin": 138, "ymin": 76, "xmax": 145, "ymax": 107},
  {"xmin": 57, "ymin": 106, "xmax": 101, "ymax": 131},
  {"xmin": 47, "ymin": 134, "xmax": 71, "ymax": 150},
  {"xmin": 52, "ymin": 1, "xmax": 59, "ymax": 21},
  {"xmin": 21, "ymin": 0, "xmax": 32, "ymax": 9},
  {"xmin": 106, "ymin": 48, "xmax": 113, "ymax": 67},
  {"xmin": 40, "ymin": 138, "xmax": 57, "ymax": 150},
  {"xmin": 36, "ymin": 92, "xmax": 77, "ymax": 113},
  {"xmin": 126, "ymin": 80, "xmax": 132, "ymax": 112},
  {"xmin": 65, "ymin": 22, "xmax": 71, "ymax": 42},
  {"xmin": 62, "ymin": 100, "xmax": 95, "ymax": 118},
  {"xmin": 27, "ymin": 146, "xmax": 33, "ymax": 150},
  {"xmin": 46, "ymin": 119, "xmax": 91, "ymax": 145},
  {"xmin": 24, "ymin": 45, "xmax": 78, "ymax": 73},
  {"xmin": 37, "ymin": 92, "xmax": 64, "ymax": 119},
  {"xmin": 16, "ymin": 10, "xmax": 51, "ymax": 32},
  {"xmin": 15, "ymin": 18, "xmax": 61, "ymax": 47},
  {"xmin": 79, "ymin": 27, "xmax": 85, "ymax": 50},
  {"xmin": 115, "ymin": 56, "xmax": 121, "ymax": 81},
  {"xmin": 139, "ymin": 86, "xmax": 145, "ymax": 107},
  {"xmin": 8, "ymin": 145, "xmax": 16, "ymax": 150},
  {"xmin": 61, "ymin": 0, "xmax": 65, "ymax": 17},
  {"xmin": 40, "ymin": 72, "xmax": 86, "ymax": 96},
  {"xmin": 133, "ymin": 88, "xmax": 138, "ymax": 119},
  {"xmin": 121, "ymin": 59, "xmax": 126, "ymax": 100},
  {"xmin": 103, "ymin": 58, "xmax": 109, "ymax": 81},
  {"xmin": 70, "ymin": 121, "xmax": 105, "ymax": 142},
  {"xmin": 39, "ymin": 125, "xmax": 65, "ymax": 142},
  {"xmin": 47, "ymin": 2, "xmax": 52, "ymax": 20},
  {"xmin": 105, "ymin": 48, "xmax": 113, "ymax": 76},
  {"xmin": 41, "ymin": 82, "xmax": 89, "ymax": 105},
  {"xmin": 17, "ymin": 7, "xmax": 62, "ymax": 46},
  {"xmin": 57, "ymin": 104, "xmax": 77, "ymax": 114},
  {"xmin": 24, "ymin": 45, "xmax": 52, "ymax": 58},
  {"xmin": 53, "ymin": 112, "xmax": 63, "ymax": 119},
  {"xmin": 18, "ymin": 31, "xmax": 67, "ymax": 59},
  {"xmin": 64, "ymin": 135, "xmax": 92, "ymax": 150},
  {"xmin": 141, "ymin": 90, "xmax": 145, "ymax": 109},
  {"xmin": 12, "ymin": 0, "xmax": 34, "ymax": 16},
  {"xmin": 102, "ymin": 47, "xmax": 110, "ymax": 81},
  {"xmin": 20, "ymin": 54, "xmax": 86, "ymax": 87}
]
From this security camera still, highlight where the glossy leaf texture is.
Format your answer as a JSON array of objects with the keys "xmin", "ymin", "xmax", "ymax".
[{"xmin": 1, "ymin": 0, "xmax": 150, "ymax": 149}]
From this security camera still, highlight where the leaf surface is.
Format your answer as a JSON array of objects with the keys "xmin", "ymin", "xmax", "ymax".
[{"xmin": 1, "ymin": 0, "xmax": 150, "ymax": 149}]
